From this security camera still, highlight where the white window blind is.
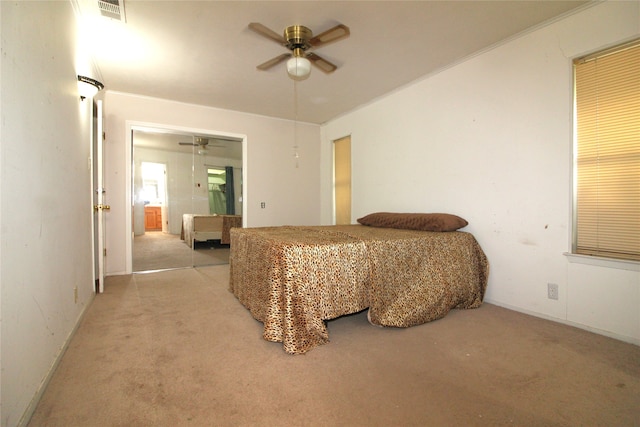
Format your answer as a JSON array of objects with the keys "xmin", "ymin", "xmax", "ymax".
[{"xmin": 573, "ymin": 40, "xmax": 640, "ymax": 261}]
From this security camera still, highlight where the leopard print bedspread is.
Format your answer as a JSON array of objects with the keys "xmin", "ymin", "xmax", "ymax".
[
  {"xmin": 220, "ymin": 215, "xmax": 242, "ymax": 244},
  {"xmin": 229, "ymin": 225, "xmax": 489, "ymax": 354}
]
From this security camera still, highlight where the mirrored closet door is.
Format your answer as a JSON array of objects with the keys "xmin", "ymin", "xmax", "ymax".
[{"xmin": 132, "ymin": 128, "xmax": 242, "ymax": 272}]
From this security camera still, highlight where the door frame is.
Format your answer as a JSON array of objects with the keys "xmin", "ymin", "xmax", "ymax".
[
  {"xmin": 140, "ymin": 161, "xmax": 168, "ymax": 232},
  {"xmin": 124, "ymin": 121, "xmax": 247, "ymax": 274},
  {"xmin": 91, "ymin": 100, "xmax": 106, "ymax": 292}
]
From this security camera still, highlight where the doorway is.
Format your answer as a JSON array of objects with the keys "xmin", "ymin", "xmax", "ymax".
[
  {"xmin": 141, "ymin": 162, "xmax": 167, "ymax": 232},
  {"xmin": 130, "ymin": 126, "xmax": 244, "ymax": 272},
  {"xmin": 333, "ymin": 135, "xmax": 351, "ymax": 225}
]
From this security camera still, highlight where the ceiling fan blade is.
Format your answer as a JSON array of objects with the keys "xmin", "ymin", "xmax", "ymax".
[
  {"xmin": 248, "ymin": 23, "xmax": 286, "ymax": 45},
  {"xmin": 309, "ymin": 24, "xmax": 350, "ymax": 48},
  {"xmin": 256, "ymin": 53, "xmax": 291, "ymax": 71},
  {"xmin": 178, "ymin": 142, "xmax": 197, "ymax": 146},
  {"xmin": 210, "ymin": 136, "xmax": 242, "ymax": 143},
  {"xmin": 307, "ymin": 53, "xmax": 338, "ymax": 74}
]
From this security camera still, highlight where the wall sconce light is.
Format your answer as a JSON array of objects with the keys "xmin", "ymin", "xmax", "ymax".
[{"xmin": 77, "ymin": 75, "xmax": 104, "ymax": 100}]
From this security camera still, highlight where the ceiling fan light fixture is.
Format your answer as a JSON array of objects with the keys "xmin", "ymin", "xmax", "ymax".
[
  {"xmin": 286, "ymin": 56, "xmax": 311, "ymax": 80},
  {"xmin": 249, "ymin": 22, "xmax": 349, "ymax": 79}
]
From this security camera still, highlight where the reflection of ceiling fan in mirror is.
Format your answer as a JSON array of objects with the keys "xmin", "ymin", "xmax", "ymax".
[
  {"xmin": 178, "ymin": 137, "xmax": 213, "ymax": 154},
  {"xmin": 179, "ymin": 137, "xmax": 209, "ymax": 148},
  {"xmin": 178, "ymin": 136, "xmax": 239, "ymax": 155},
  {"xmin": 248, "ymin": 22, "xmax": 350, "ymax": 80}
]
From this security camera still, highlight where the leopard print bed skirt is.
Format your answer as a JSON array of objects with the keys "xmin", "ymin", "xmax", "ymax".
[{"xmin": 229, "ymin": 225, "xmax": 489, "ymax": 354}]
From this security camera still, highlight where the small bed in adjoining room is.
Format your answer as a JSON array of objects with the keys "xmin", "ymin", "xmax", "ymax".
[
  {"xmin": 229, "ymin": 212, "xmax": 489, "ymax": 354},
  {"xmin": 181, "ymin": 214, "xmax": 242, "ymax": 248}
]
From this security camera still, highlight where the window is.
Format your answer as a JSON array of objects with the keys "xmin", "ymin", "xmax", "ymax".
[{"xmin": 573, "ymin": 39, "xmax": 640, "ymax": 262}]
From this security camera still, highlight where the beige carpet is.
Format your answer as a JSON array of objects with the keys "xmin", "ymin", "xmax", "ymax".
[
  {"xmin": 28, "ymin": 265, "xmax": 639, "ymax": 426},
  {"xmin": 133, "ymin": 231, "xmax": 229, "ymax": 272}
]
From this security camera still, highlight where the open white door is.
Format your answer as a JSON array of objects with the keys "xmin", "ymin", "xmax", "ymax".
[{"xmin": 93, "ymin": 100, "xmax": 108, "ymax": 293}]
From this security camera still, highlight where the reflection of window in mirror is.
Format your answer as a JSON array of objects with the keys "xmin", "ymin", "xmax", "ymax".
[
  {"xmin": 141, "ymin": 162, "xmax": 166, "ymax": 205},
  {"xmin": 207, "ymin": 167, "xmax": 226, "ymax": 215},
  {"xmin": 142, "ymin": 180, "xmax": 158, "ymax": 202}
]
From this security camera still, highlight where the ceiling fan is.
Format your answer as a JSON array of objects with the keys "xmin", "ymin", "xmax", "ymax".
[{"xmin": 248, "ymin": 22, "xmax": 350, "ymax": 80}]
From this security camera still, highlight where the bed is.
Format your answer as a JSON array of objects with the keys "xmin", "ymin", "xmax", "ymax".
[
  {"xmin": 181, "ymin": 214, "xmax": 242, "ymax": 247},
  {"xmin": 229, "ymin": 213, "xmax": 489, "ymax": 354}
]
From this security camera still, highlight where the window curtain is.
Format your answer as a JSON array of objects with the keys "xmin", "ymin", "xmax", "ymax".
[{"xmin": 225, "ymin": 166, "xmax": 235, "ymax": 215}]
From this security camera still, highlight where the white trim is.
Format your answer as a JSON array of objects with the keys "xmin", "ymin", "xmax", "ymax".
[
  {"xmin": 125, "ymin": 123, "xmax": 133, "ymax": 273},
  {"xmin": 564, "ymin": 252, "xmax": 640, "ymax": 272}
]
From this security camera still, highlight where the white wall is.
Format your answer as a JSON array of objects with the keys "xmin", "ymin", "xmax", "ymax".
[
  {"xmin": 322, "ymin": 1, "xmax": 640, "ymax": 344},
  {"xmin": 0, "ymin": 2, "xmax": 97, "ymax": 426},
  {"xmin": 103, "ymin": 92, "xmax": 321, "ymax": 275}
]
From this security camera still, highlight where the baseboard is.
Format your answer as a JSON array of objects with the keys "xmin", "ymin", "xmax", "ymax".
[
  {"xmin": 484, "ymin": 298, "xmax": 639, "ymax": 347},
  {"xmin": 18, "ymin": 291, "xmax": 97, "ymax": 427},
  {"xmin": 107, "ymin": 270, "xmax": 129, "ymax": 276}
]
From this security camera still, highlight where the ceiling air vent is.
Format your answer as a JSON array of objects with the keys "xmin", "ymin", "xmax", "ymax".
[{"xmin": 98, "ymin": 0, "xmax": 126, "ymax": 22}]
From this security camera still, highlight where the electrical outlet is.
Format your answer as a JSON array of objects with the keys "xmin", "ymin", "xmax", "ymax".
[
  {"xmin": 260, "ymin": 202, "xmax": 266, "ymax": 209},
  {"xmin": 547, "ymin": 283, "xmax": 559, "ymax": 300},
  {"xmin": 74, "ymin": 286, "xmax": 78, "ymax": 304}
]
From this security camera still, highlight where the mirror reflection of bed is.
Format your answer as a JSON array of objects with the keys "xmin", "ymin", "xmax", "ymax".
[{"xmin": 131, "ymin": 127, "xmax": 243, "ymax": 273}]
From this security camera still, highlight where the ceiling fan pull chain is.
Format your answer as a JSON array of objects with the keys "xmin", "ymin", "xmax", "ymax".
[{"xmin": 293, "ymin": 79, "xmax": 300, "ymax": 168}]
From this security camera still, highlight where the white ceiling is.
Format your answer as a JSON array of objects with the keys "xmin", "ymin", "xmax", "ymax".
[{"xmin": 80, "ymin": 0, "xmax": 591, "ymax": 126}]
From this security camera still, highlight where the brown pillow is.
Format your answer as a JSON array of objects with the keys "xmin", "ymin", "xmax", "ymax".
[{"xmin": 357, "ymin": 212, "xmax": 468, "ymax": 232}]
